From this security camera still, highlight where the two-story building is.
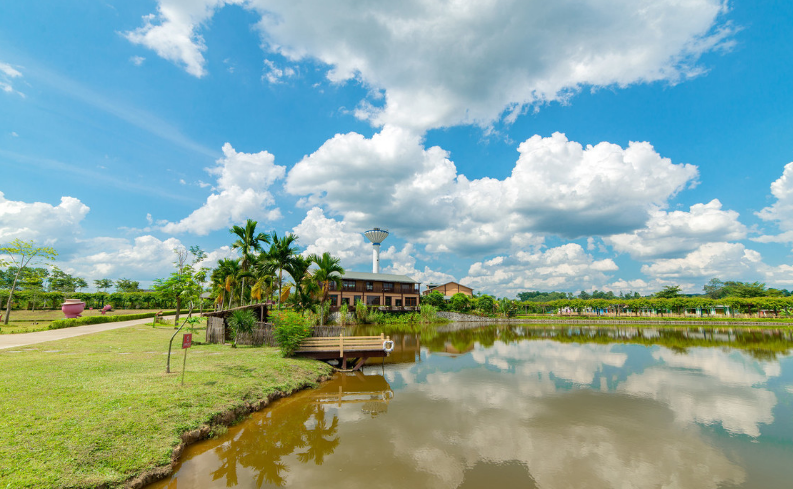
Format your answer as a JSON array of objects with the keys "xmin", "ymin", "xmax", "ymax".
[{"xmin": 327, "ymin": 271, "xmax": 421, "ymax": 311}]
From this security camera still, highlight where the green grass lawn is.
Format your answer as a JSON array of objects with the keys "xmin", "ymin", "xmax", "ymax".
[{"xmin": 0, "ymin": 324, "xmax": 332, "ymax": 488}]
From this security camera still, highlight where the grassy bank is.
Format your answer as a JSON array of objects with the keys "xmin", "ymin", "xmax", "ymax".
[{"xmin": 0, "ymin": 324, "xmax": 332, "ymax": 488}]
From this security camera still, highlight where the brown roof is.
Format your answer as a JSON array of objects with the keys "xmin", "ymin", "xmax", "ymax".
[
  {"xmin": 427, "ymin": 282, "xmax": 472, "ymax": 291},
  {"xmin": 201, "ymin": 303, "xmax": 268, "ymax": 320}
]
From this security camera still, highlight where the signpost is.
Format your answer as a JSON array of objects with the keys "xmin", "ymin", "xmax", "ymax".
[{"xmin": 181, "ymin": 333, "xmax": 192, "ymax": 385}]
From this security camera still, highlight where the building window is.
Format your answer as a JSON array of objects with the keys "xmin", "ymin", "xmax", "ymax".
[
  {"xmin": 383, "ymin": 282, "xmax": 394, "ymax": 291},
  {"xmin": 343, "ymin": 280, "xmax": 356, "ymax": 290},
  {"xmin": 328, "ymin": 281, "xmax": 338, "ymax": 290},
  {"xmin": 405, "ymin": 297, "xmax": 417, "ymax": 306},
  {"xmin": 366, "ymin": 296, "xmax": 380, "ymax": 306},
  {"xmin": 385, "ymin": 296, "xmax": 392, "ymax": 306},
  {"xmin": 395, "ymin": 299, "xmax": 402, "ymax": 307},
  {"xmin": 366, "ymin": 281, "xmax": 374, "ymax": 291},
  {"xmin": 354, "ymin": 295, "xmax": 362, "ymax": 304},
  {"xmin": 341, "ymin": 297, "xmax": 350, "ymax": 306},
  {"xmin": 329, "ymin": 295, "xmax": 338, "ymax": 306}
]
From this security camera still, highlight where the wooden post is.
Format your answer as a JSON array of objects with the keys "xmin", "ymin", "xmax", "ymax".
[
  {"xmin": 339, "ymin": 333, "xmax": 345, "ymax": 369},
  {"xmin": 181, "ymin": 347, "xmax": 188, "ymax": 386}
]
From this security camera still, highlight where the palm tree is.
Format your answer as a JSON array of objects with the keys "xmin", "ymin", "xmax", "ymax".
[
  {"xmin": 267, "ymin": 231, "xmax": 299, "ymax": 309},
  {"xmin": 230, "ymin": 219, "xmax": 270, "ymax": 305},
  {"xmin": 212, "ymin": 258, "xmax": 241, "ymax": 309},
  {"xmin": 252, "ymin": 253, "xmax": 277, "ymax": 304},
  {"xmin": 309, "ymin": 252, "xmax": 344, "ymax": 326},
  {"xmin": 284, "ymin": 255, "xmax": 316, "ymax": 311}
]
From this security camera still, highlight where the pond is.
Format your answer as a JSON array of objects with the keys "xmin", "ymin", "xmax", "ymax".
[{"xmin": 149, "ymin": 325, "xmax": 793, "ymax": 488}]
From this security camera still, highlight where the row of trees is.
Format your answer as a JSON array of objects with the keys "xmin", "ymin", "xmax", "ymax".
[
  {"xmin": 518, "ymin": 290, "xmax": 643, "ymax": 302},
  {"xmin": 427, "ymin": 288, "xmax": 793, "ymax": 318},
  {"xmin": 0, "ymin": 290, "xmax": 202, "ymax": 312},
  {"xmin": 521, "ymin": 296, "xmax": 793, "ymax": 316},
  {"xmin": 151, "ymin": 220, "xmax": 346, "ymax": 326},
  {"xmin": 515, "ymin": 280, "xmax": 792, "ymax": 304},
  {"xmin": 0, "ymin": 267, "xmax": 141, "ymax": 295}
]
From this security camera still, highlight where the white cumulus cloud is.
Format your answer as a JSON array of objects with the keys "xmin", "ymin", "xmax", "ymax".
[
  {"xmin": 127, "ymin": 0, "xmax": 734, "ymax": 130},
  {"xmin": 286, "ymin": 129, "xmax": 699, "ymax": 256},
  {"xmin": 0, "ymin": 191, "xmax": 90, "ymax": 247},
  {"xmin": 160, "ymin": 142, "xmax": 285, "ymax": 235},
  {"xmin": 640, "ymin": 242, "xmax": 763, "ymax": 280},
  {"xmin": 463, "ymin": 243, "xmax": 619, "ymax": 296},
  {"xmin": 605, "ymin": 199, "xmax": 747, "ymax": 259},
  {"xmin": 754, "ymin": 162, "xmax": 793, "ymax": 243}
]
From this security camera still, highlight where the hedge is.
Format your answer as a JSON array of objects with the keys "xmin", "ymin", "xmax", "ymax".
[{"xmin": 48, "ymin": 310, "xmax": 191, "ymax": 330}]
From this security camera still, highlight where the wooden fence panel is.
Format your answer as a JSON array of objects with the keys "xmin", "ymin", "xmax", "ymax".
[
  {"xmin": 206, "ymin": 316, "xmax": 225, "ymax": 344},
  {"xmin": 207, "ymin": 321, "xmax": 351, "ymax": 346}
]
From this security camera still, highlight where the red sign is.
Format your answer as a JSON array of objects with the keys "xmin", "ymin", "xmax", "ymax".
[{"xmin": 182, "ymin": 333, "xmax": 192, "ymax": 349}]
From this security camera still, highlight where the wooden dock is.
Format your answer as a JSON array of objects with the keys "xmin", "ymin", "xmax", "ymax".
[{"xmin": 295, "ymin": 333, "xmax": 394, "ymax": 371}]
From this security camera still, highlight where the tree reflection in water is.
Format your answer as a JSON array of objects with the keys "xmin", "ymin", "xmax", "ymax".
[
  {"xmin": 210, "ymin": 402, "xmax": 339, "ymax": 487},
  {"xmin": 209, "ymin": 373, "xmax": 391, "ymax": 487}
]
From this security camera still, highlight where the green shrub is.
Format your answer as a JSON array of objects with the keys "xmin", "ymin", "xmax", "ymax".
[
  {"xmin": 419, "ymin": 304, "xmax": 438, "ymax": 323},
  {"xmin": 355, "ymin": 301, "xmax": 368, "ymax": 323},
  {"xmin": 227, "ymin": 309, "xmax": 257, "ymax": 348},
  {"xmin": 450, "ymin": 293, "xmax": 471, "ymax": 312},
  {"xmin": 475, "ymin": 295, "xmax": 495, "ymax": 314},
  {"xmin": 367, "ymin": 309, "xmax": 385, "ymax": 324},
  {"xmin": 422, "ymin": 290, "xmax": 447, "ymax": 310},
  {"xmin": 271, "ymin": 311, "xmax": 312, "ymax": 357},
  {"xmin": 337, "ymin": 303, "xmax": 348, "ymax": 326}
]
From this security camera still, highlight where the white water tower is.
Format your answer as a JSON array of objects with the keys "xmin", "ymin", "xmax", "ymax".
[{"xmin": 363, "ymin": 228, "xmax": 389, "ymax": 273}]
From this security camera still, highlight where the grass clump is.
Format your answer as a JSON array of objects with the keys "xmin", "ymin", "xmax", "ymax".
[
  {"xmin": 228, "ymin": 309, "xmax": 257, "ymax": 348},
  {"xmin": 0, "ymin": 324, "xmax": 331, "ymax": 488}
]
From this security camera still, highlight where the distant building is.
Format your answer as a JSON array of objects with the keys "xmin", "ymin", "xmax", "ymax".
[
  {"xmin": 327, "ymin": 271, "xmax": 421, "ymax": 311},
  {"xmin": 423, "ymin": 282, "xmax": 473, "ymax": 299}
]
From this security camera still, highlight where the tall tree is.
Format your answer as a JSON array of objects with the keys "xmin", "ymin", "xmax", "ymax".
[
  {"xmin": 212, "ymin": 258, "xmax": 242, "ymax": 310},
  {"xmin": 309, "ymin": 252, "xmax": 344, "ymax": 326},
  {"xmin": 1, "ymin": 240, "xmax": 58, "ymax": 325},
  {"xmin": 285, "ymin": 255, "xmax": 317, "ymax": 311},
  {"xmin": 230, "ymin": 220, "xmax": 270, "ymax": 305},
  {"xmin": 115, "ymin": 278, "xmax": 140, "ymax": 293},
  {"xmin": 94, "ymin": 278, "xmax": 113, "ymax": 293},
  {"xmin": 703, "ymin": 278, "xmax": 726, "ymax": 299},
  {"xmin": 267, "ymin": 232, "xmax": 299, "ymax": 309},
  {"xmin": 21, "ymin": 267, "xmax": 49, "ymax": 312},
  {"xmin": 49, "ymin": 266, "xmax": 76, "ymax": 292},
  {"xmin": 251, "ymin": 255, "xmax": 277, "ymax": 305},
  {"xmin": 73, "ymin": 277, "xmax": 88, "ymax": 292},
  {"xmin": 153, "ymin": 264, "xmax": 203, "ymax": 325},
  {"xmin": 655, "ymin": 285, "xmax": 682, "ymax": 298}
]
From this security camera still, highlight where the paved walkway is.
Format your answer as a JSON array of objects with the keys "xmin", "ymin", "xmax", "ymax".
[{"xmin": 0, "ymin": 316, "xmax": 175, "ymax": 350}]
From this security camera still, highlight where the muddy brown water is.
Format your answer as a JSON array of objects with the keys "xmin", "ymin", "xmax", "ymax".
[{"xmin": 148, "ymin": 325, "xmax": 793, "ymax": 488}]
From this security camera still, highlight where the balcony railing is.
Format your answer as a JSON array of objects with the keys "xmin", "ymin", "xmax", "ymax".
[{"xmin": 328, "ymin": 282, "xmax": 420, "ymax": 294}]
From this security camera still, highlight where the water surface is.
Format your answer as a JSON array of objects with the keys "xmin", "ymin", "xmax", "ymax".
[{"xmin": 149, "ymin": 325, "xmax": 793, "ymax": 488}]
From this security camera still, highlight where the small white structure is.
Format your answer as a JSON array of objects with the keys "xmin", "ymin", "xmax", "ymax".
[{"xmin": 363, "ymin": 228, "xmax": 389, "ymax": 273}]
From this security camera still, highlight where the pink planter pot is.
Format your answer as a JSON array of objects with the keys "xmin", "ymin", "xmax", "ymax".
[{"xmin": 62, "ymin": 299, "xmax": 85, "ymax": 319}]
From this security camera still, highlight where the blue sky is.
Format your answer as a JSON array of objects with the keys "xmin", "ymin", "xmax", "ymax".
[{"xmin": 2, "ymin": 1, "xmax": 793, "ymax": 296}]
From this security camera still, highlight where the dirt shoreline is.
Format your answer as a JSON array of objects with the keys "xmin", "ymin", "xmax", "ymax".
[{"xmin": 122, "ymin": 372, "xmax": 332, "ymax": 489}]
